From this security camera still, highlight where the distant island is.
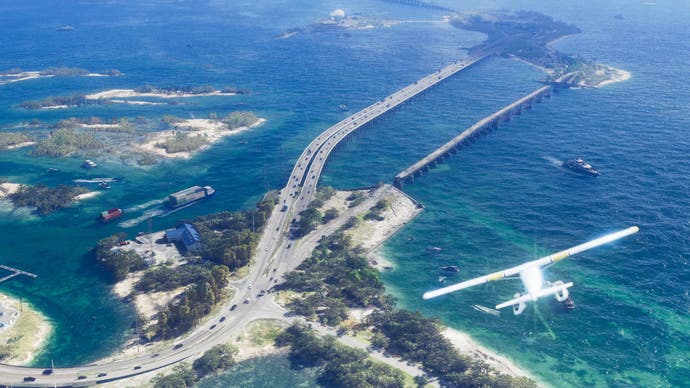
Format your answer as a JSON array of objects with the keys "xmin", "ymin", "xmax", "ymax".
[
  {"xmin": 279, "ymin": 9, "xmax": 400, "ymax": 38},
  {"xmin": 0, "ymin": 67, "xmax": 121, "ymax": 86},
  {"xmin": 18, "ymin": 85, "xmax": 245, "ymax": 110},
  {"xmin": 450, "ymin": 10, "xmax": 630, "ymax": 87},
  {"xmin": 0, "ymin": 182, "xmax": 94, "ymax": 215}
]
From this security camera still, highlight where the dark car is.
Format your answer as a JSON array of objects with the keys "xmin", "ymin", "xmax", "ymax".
[
  {"xmin": 134, "ymin": 366, "xmax": 142, "ymax": 370},
  {"xmin": 152, "ymin": 353, "xmax": 160, "ymax": 358},
  {"xmin": 210, "ymin": 324, "xmax": 217, "ymax": 329},
  {"xmin": 173, "ymin": 343, "xmax": 184, "ymax": 350},
  {"xmin": 219, "ymin": 316, "xmax": 226, "ymax": 322},
  {"xmin": 23, "ymin": 377, "xmax": 36, "ymax": 382},
  {"xmin": 77, "ymin": 375, "xmax": 87, "ymax": 380},
  {"xmin": 98, "ymin": 372, "xmax": 107, "ymax": 377},
  {"xmin": 42, "ymin": 369, "xmax": 53, "ymax": 375},
  {"xmin": 230, "ymin": 304, "xmax": 238, "ymax": 311}
]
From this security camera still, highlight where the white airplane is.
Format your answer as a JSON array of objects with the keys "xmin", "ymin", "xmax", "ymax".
[{"xmin": 422, "ymin": 226, "xmax": 639, "ymax": 315}]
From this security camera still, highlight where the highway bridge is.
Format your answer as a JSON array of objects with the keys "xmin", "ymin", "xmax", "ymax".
[
  {"xmin": 0, "ymin": 53, "xmax": 490, "ymax": 387},
  {"xmin": 393, "ymin": 72, "xmax": 576, "ymax": 187}
]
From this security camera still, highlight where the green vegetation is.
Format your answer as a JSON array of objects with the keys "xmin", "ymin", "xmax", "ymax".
[
  {"xmin": 136, "ymin": 264, "xmax": 228, "ymax": 293},
  {"xmin": 194, "ymin": 198, "xmax": 274, "ymax": 270},
  {"xmin": 364, "ymin": 199, "xmax": 390, "ymax": 221},
  {"xmin": 193, "ymin": 344, "xmax": 238, "ymax": 377},
  {"xmin": 0, "ymin": 132, "xmax": 33, "ymax": 149},
  {"xmin": 31, "ymin": 127, "xmax": 102, "ymax": 157},
  {"xmin": 220, "ymin": 111, "xmax": 259, "ymax": 129},
  {"xmin": 277, "ymin": 323, "xmax": 405, "ymax": 388},
  {"xmin": 347, "ymin": 191, "xmax": 366, "ymax": 208},
  {"xmin": 292, "ymin": 207, "xmax": 323, "ymax": 238},
  {"xmin": 135, "ymin": 85, "xmax": 217, "ymax": 95},
  {"xmin": 152, "ymin": 363, "xmax": 197, "ymax": 388},
  {"xmin": 155, "ymin": 265, "xmax": 229, "ymax": 338},
  {"xmin": 155, "ymin": 132, "xmax": 209, "ymax": 153},
  {"xmin": 282, "ymin": 232, "xmax": 536, "ymax": 387},
  {"xmin": 19, "ymin": 94, "xmax": 97, "ymax": 110},
  {"xmin": 322, "ymin": 208, "xmax": 340, "ymax": 223},
  {"xmin": 8, "ymin": 184, "xmax": 87, "ymax": 215},
  {"xmin": 94, "ymin": 235, "xmax": 146, "ymax": 281},
  {"xmin": 283, "ymin": 232, "xmax": 388, "ymax": 325}
]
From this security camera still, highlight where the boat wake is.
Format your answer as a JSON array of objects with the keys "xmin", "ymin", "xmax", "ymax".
[
  {"xmin": 124, "ymin": 198, "xmax": 166, "ymax": 212},
  {"xmin": 542, "ymin": 155, "xmax": 563, "ymax": 167},
  {"xmin": 117, "ymin": 208, "xmax": 165, "ymax": 228},
  {"xmin": 74, "ymin": 177, "xmax": 121, "ymax": 184}
]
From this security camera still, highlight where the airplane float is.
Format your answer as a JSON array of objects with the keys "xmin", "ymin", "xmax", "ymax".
[{"xmin": 422, "ymin": 226, "xmax": 639, "ymax": 315}]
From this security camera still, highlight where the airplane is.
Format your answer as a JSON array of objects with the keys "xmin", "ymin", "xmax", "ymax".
[{"xmin": 422, "ymin": 226, "xmax": 639, "ymax": 315}]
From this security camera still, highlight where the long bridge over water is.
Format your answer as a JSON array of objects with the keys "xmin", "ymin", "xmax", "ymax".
[
  {"xmin": 0, "ymin": 53, "xmax": 497, "ymax": 386},
  {"xmin": 393, "ymin": 74, "xmax": 574, "ymax": 187}
]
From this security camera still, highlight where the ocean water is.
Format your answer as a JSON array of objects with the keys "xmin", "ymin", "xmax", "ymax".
[{"xmin": 0, "ymin": 0, "xmax": 688, "ymax": 386}]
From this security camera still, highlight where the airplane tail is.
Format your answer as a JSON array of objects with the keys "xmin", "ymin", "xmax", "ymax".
[{"xmin": 496, "ymin": 281, "xmax": 573, "ymax": 314}]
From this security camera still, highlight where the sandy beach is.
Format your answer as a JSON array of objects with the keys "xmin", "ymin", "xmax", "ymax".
[
  {"xmin": 5, "ymin": 141, "xmax": 36, "ymax": 150},
  {"xmin": 341, "ymin": 186, "xmax": 539, "ymax": 383},
  {"xmin": 85, "ymin": 88, "xmax": 237, "ymax": 100},
  {"xmin": 0, "ymin": 182, "xmax": 20, "ymax": 199},
  {"xmin": 0, "ymin": 293, "xmax": 52, "ymax": 365},
  {"xmin": 136, "ymin": 117, "xmax": 265, "ymax": 159},
  {"xmin": 595, "ymin": 66, "xmax": 631, "ymax": 87}
]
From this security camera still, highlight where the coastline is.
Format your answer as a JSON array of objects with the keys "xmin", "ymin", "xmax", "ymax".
[
  {"xmin": 341, "ymin": 186, "xmax": 540, "ymax": 384},
  {"xmin": 85, "ymin": 89, "xmax": 237, "ymax": 100},
  {"xmin": 136, "ymin": 117, "xmax": 266, "ymax": 159},
  {"xmin": 0, "ymin": 182, "xmax": 20, "ymax": 199},
  {"xmin": 0, "ymin": 293, "xmax": 52, "ymax": 365}
]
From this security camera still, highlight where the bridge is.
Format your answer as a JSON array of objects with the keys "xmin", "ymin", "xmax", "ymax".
[
  {"xmin": 393, "ymin": 73, "xmax": 574, "ymax": 187},
  {"xmin": 0, "ymin": 53, "xmax": 493, "ymax": 387}
]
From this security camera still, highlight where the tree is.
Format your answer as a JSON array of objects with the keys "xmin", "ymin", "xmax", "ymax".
[
  {"xmin": 192, "ymin": 344, "xmax": 238, "ymax": 377},
  {"xmin": 151, "ymin": 363, "xmax": 196, "ymax": 388}
]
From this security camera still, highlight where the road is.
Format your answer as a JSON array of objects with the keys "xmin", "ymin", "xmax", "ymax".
[{"xmin": 0, "ymin": 54, "xmax": 486, "ymax": 387}]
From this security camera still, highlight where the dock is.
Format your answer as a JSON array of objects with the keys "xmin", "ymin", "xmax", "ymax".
[{"xmin": 0, "ymin": 264, "xmax": 37, "ymax": 284}]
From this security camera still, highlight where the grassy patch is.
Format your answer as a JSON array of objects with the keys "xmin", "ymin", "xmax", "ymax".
[{"xmin": 247, "ymin": 320, "xmax": 284, "ymax": 346}]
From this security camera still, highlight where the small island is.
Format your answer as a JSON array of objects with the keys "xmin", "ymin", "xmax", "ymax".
[
  {"xmin": 4, "ymin": 183, "xmax": 92, "ymax": 215},
  {"xmin": 0, "ymin": 111, "xmax": 264, "ymax": 166},
  {"xmin": 0, "ymin": 67, "xmax": 121, "ymax": 87}
]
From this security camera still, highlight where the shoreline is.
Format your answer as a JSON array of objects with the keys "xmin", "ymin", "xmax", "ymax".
[
  {"xmin": 85, "ymin": 88, "xmax": 237, "ymax": 100},
  {"xmin": 0, "ymin": 292, "xmax": 52, "ymax": 365},
  {"xmin": 341, "ymin": 186, "xmax": 540, "ymax": 384},
  {"xmin": 136, "ymin": 117, "xmax": 266, "ymax": 159},
  {"xmin": 0, "ymin": 182, "xmax": 20, "ymax": 199}
]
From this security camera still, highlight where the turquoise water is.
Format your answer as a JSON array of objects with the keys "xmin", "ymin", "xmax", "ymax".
[{"xmin": 1, "ymin": 0, "xmax": 688, "ymax": 386}]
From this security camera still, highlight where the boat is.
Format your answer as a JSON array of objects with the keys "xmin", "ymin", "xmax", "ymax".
[
  {"xmin": 438, "ymin": 276, "xmax": 447, "ymax": 283},
  {"xmin": 46, "ymin": 167, "xmax": 60, "ymax": 173},
  {"xmin": 339, "ymin": 104, "xmax": 349, "ymax": 111},
  {"xmin": 81, "ymin": 159, "xmax": 98, "ymax": 169},
  {"xmin": 99, "ymin": 208, "xmax": 123, "ymax": 222},
  {"xmin": 98, "ymin": 182, "xmax": 111, "ymax": 190},
  {"xmin": 562, "ymin": 158, "xmax": 599, "ymax": 176},
  {"xmin": 427, "ymin": 246, "xmax": 442, "ymax": 252},
  {"xmin": 439, "ymin": 265, "xmax": 460, "ymax": 273},
  {"xmin": 166, "ymin": 185, "xmax": 215, "ymax": 208},
  {"xmin": 563, "ymin": 296, "xmax": 575, "ymax": 312}
]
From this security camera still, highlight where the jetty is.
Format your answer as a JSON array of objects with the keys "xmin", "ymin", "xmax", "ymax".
[
  {"xmin": 393, "ymin": 73, "xmax": 574, "ymax": 187},
  {"xmin": 0, "ymin": 264, "xmax": 37, "ymax": 284}
]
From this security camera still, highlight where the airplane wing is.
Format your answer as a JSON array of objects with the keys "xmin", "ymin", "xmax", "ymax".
[
  {"xmin": 422, "ymin": 226, "xmax": 638, "ymax": 300},
  {"xmin": 495, "ymin": 281, "xmax": 573, "ymax": 309}
]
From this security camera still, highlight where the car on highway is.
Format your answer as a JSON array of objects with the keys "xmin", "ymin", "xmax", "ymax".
[
  {"xmin": 219, "ymin": 316, "xmax": 226, "ymax": 322},
  {"xmin": 98, "ymin": 372, "xmax": 107, "ymax": 377},
  {"xmin": 42, "ymin": 369, "xmax": 53, "ymax": 375},
  {"xmin": 230, "ymin": 304, "xmax": 238, "ymax": 311},
  {"xmin": 23, "ymin": 377, "xmax": 36, "ymax": 382},
  {"xmin": 244, "ymin": 298, "xmax": 251, "ymax": 304},
  {"xmin": 210, "ymin": 324, "xmax": 217, "ymax": 329},
  {"xmin": 134, "ymin": 366, "xmax": 142, "ymax": 370},
  {"xmin": 173, "ymin": 343, "xmax": 184, "ymax": 350},
  {"xmin": 152, "ymin": 353, "xmax": 160, "ymax": 357},
  {"xmin": 77, "ymin": 375, "xmax": 87, "ymax": 380}
]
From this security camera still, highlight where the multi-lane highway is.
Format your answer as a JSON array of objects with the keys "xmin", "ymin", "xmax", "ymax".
[{"xmin": 0, "ymin": 53, "xmax": 488, "ymax": 387}]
